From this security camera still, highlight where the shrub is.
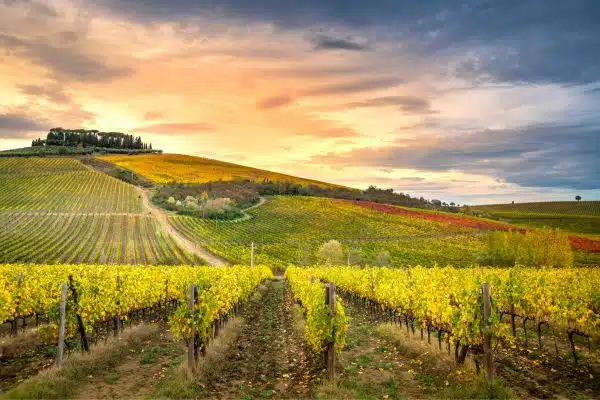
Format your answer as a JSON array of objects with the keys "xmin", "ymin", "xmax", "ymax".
[
  {"xmin": 477, "ymin": 229, "xmax": 573, "ymax": 267},
  {"xmin": 167, "ymin": 196, "xmax": 176, "ymax": 205},
  {"xmin": 374, "ymin": 249, "xmax": 391, "ymax": 266},
  {"xmin": 317, "ymin": 240, "xmax": 344, "ymax": 265}
]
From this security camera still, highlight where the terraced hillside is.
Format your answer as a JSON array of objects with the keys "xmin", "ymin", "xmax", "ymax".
[
  {"xmin": 99, "ymin": 153, "xmax": 347, "ymax": 188},
  {"xmin": 168, "ymin": 196, "xmax": 486, "ymax": 267},
  {"xmin": 0, "ymin": 158, "xmax": 201, "ymax": 265},
  {"xmin": 472, "ymin": 201, "xmax": 600, "ymax": 236}
]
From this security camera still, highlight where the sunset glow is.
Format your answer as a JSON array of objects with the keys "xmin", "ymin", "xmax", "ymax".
[{"xmin": 1, "ymin": 0, "xmax": 599, "ymax": 204}]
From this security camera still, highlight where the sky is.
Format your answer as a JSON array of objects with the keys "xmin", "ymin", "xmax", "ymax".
[{"xmin": 0, "ymin": 0, "xmax": 599, "ymax": 205}]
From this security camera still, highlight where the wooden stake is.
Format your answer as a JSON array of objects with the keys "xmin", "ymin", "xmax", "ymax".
[
  {"xmin": 188, "ymin": 284, "xmax": 196, "ymax": 371},
  {"xmin": 482, "ymin": 283, "xmax": 494, "ymax": 385},
  {"xmin": 250, "ymin": 242, "xmax": 254, "ymax": 268},
  {"xmin": 68, "ymin": 275, "xmax": 89, "ymax": 352},
  {"xmin": 56, "ymin": 283, "xmax": 67, "ymax": 366},
  {"xmin": 325, "ymin": 283, "xmax": 336, "ymax": 380}
]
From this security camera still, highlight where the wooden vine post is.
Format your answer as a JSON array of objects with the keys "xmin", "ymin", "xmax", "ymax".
[
  {"xmin": 56, "ymin": 282, "xmax": 67, "ymax": 366},
  {"xmin": 325, "ymin": 283, "xmax": 336, "ymax": 380},
  {"xmin": 250, "ymin": 242, "xmax": 254, "ymax": 268},
  {"xmin": 187, "ymin": 284, "xmax": 197, "ymax": 371},
  {"xmin": 481, "ymin": 282, "xmax": 494, "ymax": 385},
  {"xmin": 68, "ymin": 274, "xmax": 89, "ymax": 352}
]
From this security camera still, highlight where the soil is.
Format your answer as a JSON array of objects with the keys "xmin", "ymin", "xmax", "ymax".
[
  {"xmin": 137, "ymin": 188, "xmax": 228, "ymax": 266},
  {"xmin": 0, "ymin": 331, "xmax": 56, "ymax": 393},
  {"xmin": 199, "ymin": 279, "xmax": 323, "ymax": 399},
  {"xmin": 75, "ymin": 330, "xmax": 185, "ymax": 400}
]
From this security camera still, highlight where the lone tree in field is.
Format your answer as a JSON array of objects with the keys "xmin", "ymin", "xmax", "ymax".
[
  {"xmin": 374, "ymin": 249, "xmax": 391, "ymax": 266},
  {"xmin": 575, "ymin": 195, "xmax": 582, "ymax": 201},
  {"xmin": 317, "ymin": 240, "xmax": 344, "ymax": 265}
]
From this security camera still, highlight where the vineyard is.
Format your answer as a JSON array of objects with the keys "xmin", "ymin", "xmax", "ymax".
[
  {"xmin": 99, "ymin": 154, "xmax": 344, "ymax": 188},
  {"xmin": 471, "ymin": 201, "xmax": 600, "ymax": 237},
  {"xmin": 473, "ymin": 201, "xmax": 600, "ymax": 216},
  {"xmin": 1, "ymin": 263, "xmax": 271, "ymax": 349},
  {"xmin": 300, "ymin": 265, "xmax": 600, "ymax": 355},
  {"xmin": 0, "ymin": 158, "xmax": 142, "ymax": 213},
  {"xmin": 168, "ymin": 196, "xmax": 486, "ymax": 267},
  {"xmin": 0, "ymin": 157, "xmax": 200, "ymax": 265},
  {"xmin": 0, "ymin": 213, "xmax": 200, "ymax": 265}
]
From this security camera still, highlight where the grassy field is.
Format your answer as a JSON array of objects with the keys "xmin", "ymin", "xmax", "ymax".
[
  {"xmin": 99, "ymin": 153, "xmax": 346, "ymax": 188},
  {"xmin": 472, "ymin": 201, "xmax": 600, "ymax": 236},
  {"xmin": 169, "ymin": 196, "xmax": 487, "ymax": 267},
  {"xmin": 0, "ymin": 158, "xmax": 200, "ymax": 265}
]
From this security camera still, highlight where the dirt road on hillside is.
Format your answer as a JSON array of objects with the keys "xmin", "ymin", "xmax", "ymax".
[{"xmin": 136, "ymin": 188, "xmax": 228, "ymax": 266}]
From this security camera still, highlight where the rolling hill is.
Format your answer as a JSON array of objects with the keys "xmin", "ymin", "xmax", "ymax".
[
  {"xmin": 99, "ymin": 153, "xmax": 349, "ymax": 188},
  {"xmin": 0, "ymin": 157, "xmax": 201, "ymax": 265}
]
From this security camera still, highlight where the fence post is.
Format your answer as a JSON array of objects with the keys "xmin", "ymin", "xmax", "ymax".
[
  {"xmin": 325, "ymin": 283, "xmax": 336, "ymax": 380},
  {"xmin": 250, "ymin": 242, "xmax": 254, "ymax": 268},
  {"xmin": 187, "ymin": 284, "xmax": 196, "ymax": 371},
  {"xmin": 114, "ymin": 276, "xmax": 121, "ymax": 336},
  {"xmin": 482, "ymin": 282, "xmax": 494, "ymax": 385},
  {"xmin": 56, "ymin": 283, "xmax": 67, "ymax": 366}
]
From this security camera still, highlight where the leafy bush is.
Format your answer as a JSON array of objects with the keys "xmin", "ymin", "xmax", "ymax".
[
  {"xmin": 317, "ymin": 240, "xmax": 344, "ymax": 265},
  {"xmin": 374, "ymin": 249, "xmax": 391, "ymax": 266},
  {"xmin": 477, "ymin": 229, "xmax": 573, "ymax": 267}
]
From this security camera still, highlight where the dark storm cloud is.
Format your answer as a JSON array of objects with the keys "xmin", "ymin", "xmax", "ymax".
[
  {"xmin": 0, "ymin": 113, "xmax": 45, "ymax": 138},
  {"xmin": 313, "ymin": 124, "xmax": 600, "ymax": 190},
  {"xmin": 0, "ymin": 33, "xmax": 132, "ymax": 82},
  {"xmin": 310, "ymin": 34, "xmax": 369, "ymax": 51},
  {"xmin": 98, "ymin": 0, "xmax": 600, "ymax": 85}
]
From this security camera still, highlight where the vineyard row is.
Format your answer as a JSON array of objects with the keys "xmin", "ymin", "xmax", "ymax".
[{"xmin": 0, "ymin": 214, "xmax": 200, "ymax": 265}]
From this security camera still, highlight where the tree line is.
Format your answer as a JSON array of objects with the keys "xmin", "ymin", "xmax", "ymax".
[{"xmin": 31, "ymin": 128, "xmax": 155, "ymax": 151}]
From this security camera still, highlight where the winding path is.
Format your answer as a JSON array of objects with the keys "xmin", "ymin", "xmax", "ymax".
[{"xmin": 136, "ymin": 188, "xmax": 228, "ymax": 266}]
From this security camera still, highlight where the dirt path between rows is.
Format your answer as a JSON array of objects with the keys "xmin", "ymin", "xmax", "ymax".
[
  {"xmin": 200, "ymin": 279, "xmax": 321, "ymax": 399},
  {"xmin": 137, "ymin": 188, "xmax": 228, "ymax": 266}
]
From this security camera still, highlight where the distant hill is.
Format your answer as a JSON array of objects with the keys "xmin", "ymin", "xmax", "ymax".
[
  {"xmin": 472, "ymin": 201, "xmax": 600, "ymax": 216},
  {"xmin": 470, "ymin": 201, "xmax": 600, "ymax": 237}
]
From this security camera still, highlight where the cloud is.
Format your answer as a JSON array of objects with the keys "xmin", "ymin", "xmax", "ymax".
[
  {"xmin": 301, "ymin": 77, "xmax": 403, "ymax": 97},
  {"xmin": 294, "ymin": 119, "xmax": 359, "ymax": 138},
  {"xmin": 256, "ymin": 95, "xmax": 295, "ymax": 109},
  {"xmin": 313, "ymin": 123, "xmax": 600, "ymax": 190},
  {"xmin": 0, "ymin": 113, "xmax": 46, "ymax": 138},
  {"xmin": 143, "ymin": 111, "xmax": 163, "ymax": 120},
  {"xmin": 310, "ymin": 34, "xmax": 369, "ymax": 51},
  {"xmin": 17, "ymin": 84, "xmax": 71, "ymax": 104},
  {"xmin": 3, "ymin": 0, "xmax": 58, "ymax": 17},
  {"xmin": 98, "ymin": 1, "xmax": 600, "ymax": 85},
  {"xmin": 343, "ymin": 95, "xmax": 435, "ymax": 114},
  {"xmin": 0, "ymin": 33, "xmax": 133, "ymax": 82},
  {"xmin": 135, "ymin": 122, "xmax": 214, "ymax": 135}
]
